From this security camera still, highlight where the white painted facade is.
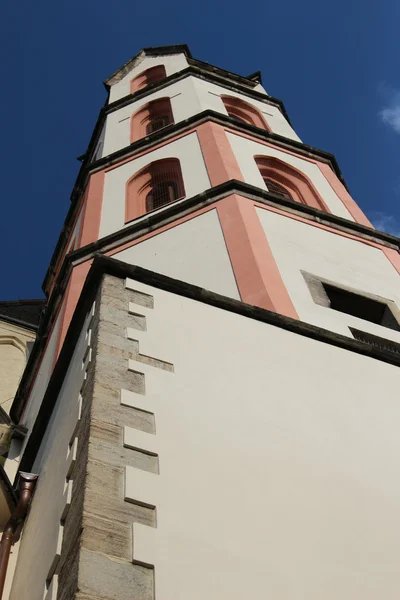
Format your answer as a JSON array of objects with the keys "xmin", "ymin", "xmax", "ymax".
[
  {"xmin": 101, "ymin": 76, "xmax": 298, "ymax": 160},
  {"xmin": 122, "ymin": 278, "xmax": 400, "ymax": 600},
  {"xmin": 9, "ymin": 47, "xmax": 400, "ymax": 600},
  {"xmin": 99, "ymin": 132, "xmax": 210, "ymax": 238},
  {"xmin": 114, "ymin": 210, "xmax": 240, "ymax": 300},
  {"xmin": 108, "ymin": 54, "xmax": 190, "ymax": 103},
  {"xmin": 20, "ymin": 309, "xmax": 62, "ymax": 453},
  {"xmin": 102, "ymin": 78, "xmax": 202, "ymax": 157},
  {"xmin": 191, "ymin": 77, "xmax": 300, "ymax": 141},
  {"xmin": 226, "ymin": 131, "xmax": 354, "ymax": 220},
  {"xmin": 10, "ymin": 303, "xmax": 95, "ymax": 600},
  {"xmin": 257, "ymin": 207, "xmax": 400, "ymax": 340}
]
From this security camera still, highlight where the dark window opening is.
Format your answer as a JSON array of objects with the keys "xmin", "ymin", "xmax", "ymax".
[
  {"xmin": 263, "ymin": 178, "xmax": 293, "ymax": 200},
  {"xmin": 229, "ymin": 111, "xmax": 251, "ymax": 125},
  {"xmin": 350, "ymin": 328, "xmax": 400, "ymax": 354},
  {"xmin": 146, "ymin": 180, "xmax": 179, "ymax": 211},
  {"xmin": 145, "ymin": 115, "xmax": 172, "ymax": 135},
  {"xmin": 323, "ymin": 284, "xmax": 400, "ymax": 331}
]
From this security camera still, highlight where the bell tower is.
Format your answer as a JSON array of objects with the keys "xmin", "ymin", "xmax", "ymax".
[{"xmin": 6, "ymin": 45, "xmax": 400, "ymax": 600}]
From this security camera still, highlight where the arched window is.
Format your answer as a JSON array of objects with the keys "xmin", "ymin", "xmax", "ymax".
[
  {"xmin": 131, "ymin": 98, "xmax": 174, "ymax": 143},
  {"xmin": 130, "ymin": 65, "xmax": 167, "ymax": 94},
  {"xmin": 126, "ymin": 158, "xmax": 185, "ymax": 223},
  {"xmin": 255, "ymin": 156, "xmax": 327, "ymax": 211},
  {"xmin": 263, "ymin": 178, "xmax": 293, "ymax": 201},
  {"xmin": 221, "ymin": 96, "xmax": 270, "ymax": 131}
]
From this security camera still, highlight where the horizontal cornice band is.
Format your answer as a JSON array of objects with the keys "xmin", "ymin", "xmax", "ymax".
[
  {"xmin": 43, "ymin": 170, "xmax": 397, "ymax": 297},
  {"xmin": 16, "ymin": 254, "xmax": 400, "ymax": 472},
  {"xmin": 44, "ymin": 111, "xmax": 348, "ymax": 295}
]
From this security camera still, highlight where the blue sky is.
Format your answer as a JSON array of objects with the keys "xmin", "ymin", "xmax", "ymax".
[{"xmin": 1, "ymin": 0, "xmax": 399, "ymax": 300}]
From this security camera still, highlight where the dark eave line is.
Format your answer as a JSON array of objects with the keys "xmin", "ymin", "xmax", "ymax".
[
  {"xmin": 0, "ymin": 314, "xmax": 40, "ymax": 332},
  {"xmin": 104, "ymin": 44, "xmax": 263, "ymax": 91},
  {"xmin": 17, "ymin": 254, "xmax": 400, "ymax": 472},
  {"xmin": 105, "ymin": 66, "xmax": 287, "ymax": 120},
  {"xmin": 43, "ymin": 110, "xmax": 349, "ymax": 296},
  {"xmin": 87, "ymin": 110, "xmax": 345, "ymax": 187},
  {"xmin": 27, "ymin": 182, "xmax": 400, "ymax": 422},
  {"xmin": 104, "ymin": 44, "xmax": 193, "ymax": 85},
  {"xmin": 65, "ymin": 181, "xmax": 400, "ymax": 266}
]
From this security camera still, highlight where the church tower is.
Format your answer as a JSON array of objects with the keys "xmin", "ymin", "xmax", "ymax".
[{"xmin": 3, "ymin": 45, "xmax": 400, "ymax": 600}]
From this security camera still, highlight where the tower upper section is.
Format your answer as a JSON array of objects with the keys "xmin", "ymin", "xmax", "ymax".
[
  {"xmin": 36, "ymin": 45, "xmax": 400, "ymax": 368},
  {"xmin": 11, "ymin": 44, "xmax": 400, "ymax": 437},
  {"xmin": 44, "ymin": 45, "xmax": 376, "ymax": 300}
]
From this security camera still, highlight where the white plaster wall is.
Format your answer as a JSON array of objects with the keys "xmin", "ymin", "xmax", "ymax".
[
  {"xmin": 10, "ymin": 305, "xmax": 94, "ymax": 600},
  {"xmin": 253, "ymin": 82, "xmax": 267, "ymax": 94},
  {"xmin": 102, "ymin": 78, "xmax": 202, "ymax": 157},
  {"xmin": 227, "ymin": 132, "xmax": 354, "ymax": 220},
  {"xmin": 20, "ymin": 309, "xmax": 62, "ymax": 453},
  {"xmin": 109, "ymin": 54, "xmax": 189, "ymax": 103},
  {"xmin": 99, "ymin": 132, "xmax": 210, "ymax": 238},
  {"xmin": 257, "ymin": 207, "xmax": 400, "ymax": 340},
  {"xmin": 192, "ymin": 77, "xmax": 301, "ymax": 141},
  {"xmin": 115, "ymin": 210, "xmax": 240, "ymax": 299},
  {"xmin": 123, "ymin": 279, "xmax": 400, "ymax": 600},
  {"xmin": 103, "ymin": 76, "xmax": 299, "ymax": 159}
]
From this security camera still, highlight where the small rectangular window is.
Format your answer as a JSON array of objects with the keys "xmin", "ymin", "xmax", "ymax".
[
  {"xmin": 350, "ymin": 328, "xmax": 400, "ymax": 354},
  {"xmin": 323, "ymin": 284, "xmax": 400, "ymax": 331}
]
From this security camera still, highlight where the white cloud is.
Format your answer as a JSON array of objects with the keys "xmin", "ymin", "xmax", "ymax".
[
  {"xmin": 370, "ymin": 211, "xmax": 400, "ymax": 237},
  {"xmin": 378, "ymin": 85, "xmax": 400, "ymax": 134}
]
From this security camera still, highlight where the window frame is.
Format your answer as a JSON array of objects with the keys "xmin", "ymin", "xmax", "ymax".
[{"xmin": 302, "ymin": 270, "xmax": 400, "ymax": 332}]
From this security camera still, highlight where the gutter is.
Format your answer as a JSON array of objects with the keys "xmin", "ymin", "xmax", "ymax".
[{"xmin": 0, "ymin": 472, "xmax": 38, "ymax": 600}]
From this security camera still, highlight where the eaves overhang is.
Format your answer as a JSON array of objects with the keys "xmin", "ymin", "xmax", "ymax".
[
  {"xmin": 105, "ymin": 66, "xmax": 286, "ymax": 119},
  {"xmin": 17, "ymin": 180, "xmax": 400, "ymax": 430},
  {"xmin": 104, "ymin": 44, "xmax": 263, "ymax": 92},
  {"xmin": 42, "ymin": 110, "xmax": 350, "ymax": 296},
  {"xmin": 104, "ymin": 45, "xmax": 193, "ymax": 86},
  {"xmin": 16, "ymin": 252, "xmax": 400, "ymax": 474}
]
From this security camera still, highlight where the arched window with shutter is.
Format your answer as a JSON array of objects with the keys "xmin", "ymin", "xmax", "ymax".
[
  {"xmin": 131, "ymin": 98, "xmax": 174, "ymax": 142},
  {"xmin": 263, "ymin": 178, "xmax": 294, "ymax": 201},
  {"xmin": 255, "ymin": 156, "xmax": 328, "ymax": 211},
  {"xmin": 221, "ymin": 96, "xmax": 270, "ymax": 131},
  {"xmin": 125, "ymin": 158, "xmax": 185, "ymax": 223},
  {"xmin": 130, "ymin": 65, "xmax": 167, "ymax": 94}
]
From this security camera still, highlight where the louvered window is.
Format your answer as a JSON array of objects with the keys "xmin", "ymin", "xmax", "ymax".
[
  {"xmin": 145, "ymin": 114, "xmax": 172, "ymax": 135},
  {"xmin": 131, "ymin": 65, "xmax": 167, "ymax": 93},
  {"xmin": 126, "ymin": 158, "xmax": 185, "ymax": 222},
  {"xmin": 146, "ymin": 181, "xmax": 179, "ymax": 211},
  {"xmin": 264, "ymin": 178, "xmax": 293, "ymax": 200}
]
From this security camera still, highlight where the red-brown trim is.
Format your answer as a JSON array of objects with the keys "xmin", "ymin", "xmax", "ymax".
[
  {"xmin": 317, "ymin": 163, "xmax": 373, "ymax": 228},
  {"xmin": 382, "ymin": 247, "xmax": 400, "ymax": 275},
  {"xmin": 78, "ymin": 171, "xmax": 106, "ymax": 247},
  {"xmin": 55, "ymin": 261, "xmax": 92, "ymax": 359},
  {"xmin": 255, "ymin": 155, "xmax": 329, "ymax": 212},
  {"xmin": 125, "ymin": 158, "xmax": 185, "ymax": 223},
  {"xmin": 217, "ymin": 194, "xmax": 298, "ymax": 317},
  {"xmin": 224, "ymin": 127, "xmax": 372, "ymax": 226},
  {"xmin": 130, "ymin": 97, "xmax": 174, "ymax": 143},
  {"xmin": 221, "ymin": 95, "xmax": 271, "ymax": 132},
  {"xmin": 130, "ymin": 65, "xmax": 167, "ymax": 94},
  {"xmin": 196, "ymin": 122, "xmax": 244, "ymax": 185}
]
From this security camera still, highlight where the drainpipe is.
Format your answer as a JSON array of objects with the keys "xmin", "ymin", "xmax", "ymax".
[{"xmin": 0, "ymin": 472, "xmax": 38, "ymax": 600}]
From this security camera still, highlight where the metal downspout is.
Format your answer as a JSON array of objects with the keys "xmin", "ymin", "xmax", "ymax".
[{"xmin": 0, "ymin": 473, "xmax": 38, "ymax": 600}]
